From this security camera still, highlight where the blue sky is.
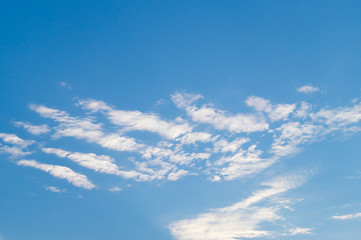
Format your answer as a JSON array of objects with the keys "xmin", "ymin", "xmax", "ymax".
[{"xmin": 1, "ymin": 1, "xmax": 361, "ymax": 239}]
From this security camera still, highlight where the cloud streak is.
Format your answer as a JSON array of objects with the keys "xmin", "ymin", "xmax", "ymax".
[
  {"xmin": 14, "ymin": 122, "xmax": 50, "ymax": 135},
  {"xmin": 17, "ymin": 159, "xmax": 96, "ymax": 189},
  {"xmin": 169, "ymin": 173, "xmax": 311, "ymax": 240},
  {"xmin": 332, "ymin": 212, "xmax": 361, "ymax": 220},
  {"xmin": 78, "ymin": 99, "xmax": 192, "ymax": 139}
]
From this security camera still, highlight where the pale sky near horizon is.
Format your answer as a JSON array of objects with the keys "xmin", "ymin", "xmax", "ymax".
[{"xmin": 1, "ymin": 1, "xmax": 361, "ymax": 239}]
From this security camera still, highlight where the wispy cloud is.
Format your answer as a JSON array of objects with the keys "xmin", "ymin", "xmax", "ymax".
[
  {"xmin": 0, "ymin": 145, "xmax": 32, "ymax": 158},
  {"xmin": 78, "ymin": 99, "xmax": 192, "ymax": 139},
  {"xmin": 30, "ymin": 104, "xmax": 144, "ymax": 152},
  {"xmin": 172, "ymin": 92, "xmax": 269, "ymax": 133},
  {"xmin": 14, "ymin": 121, "xmax": 50, "ymax": 135},
  {"xmin": 288, "ymin": 227, "xmax": 312, "ymax": 235},
  {"xmin": 109, "ymin": 186, "xmax": 122, "ymax": 192},
  {"xmin": 297, "ymin": 85, "xmax": 320, "ymax": 93},
  {"xmin": 0, "ymin": 133, "xmax": 34, "ymax": 148},
  {"xmin": 0, "ymin": 133, "xmax": 34, "ymax": 158},
  {"xmin": 6, "ymin": 91, "xmax": 361, "ymax": 188},
  {"xmin": 45, "ymin": 186, "xmax": 65, "ymax": 193},
  {"xmin": 17, "ymin": 159, "xmax": 96, "ymax": 189},
  {"xmin": 169, "ymin": 173, "xmax": 311, "ymax": 240},
  {"xmin": 332, "ymin": 212, "xmax": 361, "ymax": 220},
  {"xmin": 42, "ymin": 147, "xmax": 147, "ymax": 180},
  {"xmin": 246, "ymin": 96, "xmax": 296, "ymax": 121},
  {"xmin": 167, "ymin": 169, "xmax": 189, "ymax": 181}
]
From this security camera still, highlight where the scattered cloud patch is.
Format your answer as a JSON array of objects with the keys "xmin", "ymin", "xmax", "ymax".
[
  {"xmin": 297, "ymin": 85, "xmax": 319, "ymax": 93},
  {"xmin": 167, "ymin": 169, "xmax": 189, "ymax": 181},
  {"xmin": 246, "ymin": 96, "xmax": 296, "ymax": 121},
  {"xmin": 172, "ymin": 92, "xmax": 269, "ymax": 133},
  {"xmin": 45, "ymin": 186, "xmax": 65, "ymax": 193}
]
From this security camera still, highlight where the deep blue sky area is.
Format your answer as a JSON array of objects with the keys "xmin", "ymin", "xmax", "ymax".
[{"xmin": 1, "ymin": 1, "xmax": 361, "ymax": 240}]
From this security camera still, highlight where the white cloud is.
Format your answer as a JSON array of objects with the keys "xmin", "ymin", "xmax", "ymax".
[
  {"xmin": 109, "ymin": 186, "xmax": 122, "ymax": 192},
  {"xmin": 294, "ymin": 102, "xmax": 312, "ymax": 119},
  {"xmin": 78, "ymin": 99, "xmax": 192, "ymax": 139},
  {"xmin": 271, "ymin": 122, "xmax": 324, "ymax": 157},
  {"xmin": 45, "ymin": 186, "xmax": 65, "ymax": 193},
  {"xmin": 172, "ymin": 93, "xmax": 269, "ymax": 133},
  {"xmin": 176, "ymin": 132, "xmax": 212, "ymax": 145},
  {"xmin": 14, "ymin": 121, "xmax": 50, "ymax": 135},
  {"xmin": 0, "ymin": 133, "xmax": 34, "ymax": 148},
  {"xmin": 132, "ymin": 158, "xmax": 177, "ymax": 181},
  {"xmin": 212, "ymin": 145, "xmax": 274, "ymax": 181},
  {"xmin": 297, "ymin": 85, "xmax": 320, "ymax": 93},
  {"xmin": 17, "ymin": 159, "xmax": 96, "ymax": 189},
  {"xmin": 171, "ymin": 92, "xmax": 204, "ymax": 108},
  {"xmin": 42, "ymin": 147, "xmax": 147, "ymax": 180},
  {"xmin": 288, "ymin": 227, "xmax": 312, "ymax": 235},
  {"xmin": 213, "ymin": 137, "xmax": 249, "ymax": 153},
  {"xmin": 30, "ymin": 104, "xmax": 145, "ymax": 152},
  {"xmin": 0, "ymin": 133, "xmax": 34, "ymax": 158},
  {"xmin": 169, "ymin": 174, "xmax": 310, "ymax": 240},
  {"xmin": 167, "ymin": 169, "xmax": 189, "ymax": 181},
  {"xmin": 332, "ymin": 212, "xmax": 361, "ymax": 220},
  {"xmin": 246, "ymin": 96, "xmax": 296, "ymax": 121},
  {"xmin": 0, "ymin": 145, "xmax": 32, "ymax": 158},
  {"xmin": 97, "ymin": 134, "xmax": 143, "ymax": 152},
  {"xmin": 311, "ymin": 101, "xmax": 361, "ymax": 130},
  {"xmin": 13, "ymin": 91, "xmax": 361, "ymax": 190},
  {"xmin": 169, "ymin": 152, "xmax": 210, "ymax": 165}
]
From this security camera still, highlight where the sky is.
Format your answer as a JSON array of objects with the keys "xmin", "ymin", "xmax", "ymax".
[{"xmin": 1, "ymin": 1, "xmax": 361, "ymax": 239}]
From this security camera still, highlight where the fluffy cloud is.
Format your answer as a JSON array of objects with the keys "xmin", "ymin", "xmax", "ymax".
[
  {"xmin": 17, "ymin": 159, "xmax": 96, "ymax": 189},
  {"xmin": 169, "ymin": 174, "xmax": 311, "ymax": 240}
]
